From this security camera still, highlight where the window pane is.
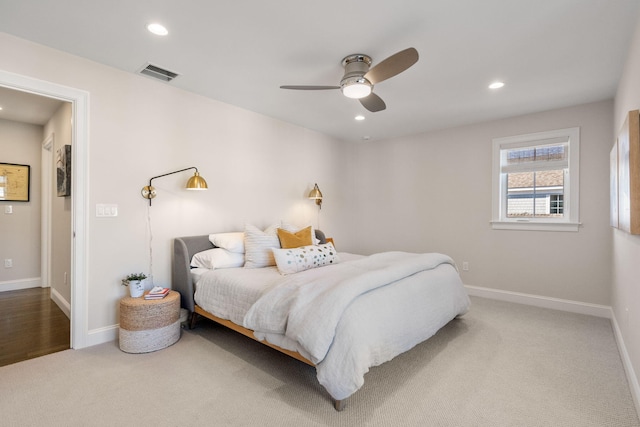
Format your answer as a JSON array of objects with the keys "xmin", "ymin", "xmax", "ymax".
[
  {"xmin": 507, "ymin": 170, "xmax": 564, "ymax": 218},
  {"xmin": 506, "ymin": 144, "xmax": 566, "ymax": 166}
]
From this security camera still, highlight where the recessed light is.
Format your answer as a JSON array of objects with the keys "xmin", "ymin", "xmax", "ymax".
[
  {"xmin": 355, "ymin": 115, "xmax": 365, "ymax": 121},
  {"xmin": 489, "ymin": 81, "xmax": 505, "ymax": 89},
  {"xmin": 147, "ymin": 23, "xmax": 168, "ymax": 36}
]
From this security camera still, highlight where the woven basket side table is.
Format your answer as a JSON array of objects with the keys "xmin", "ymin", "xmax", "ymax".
[{"xmin": 119, "ymin": 290, "xmax": 181, "ymax": 353}]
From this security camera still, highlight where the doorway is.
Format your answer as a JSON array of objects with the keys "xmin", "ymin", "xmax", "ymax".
[
  {"xmin": 0, "ymin": 89, "xmax": 72, "ymax": 363},
  {"xmin": 0, "ymin": 70, "xmax": 89, "ymax": 349}
]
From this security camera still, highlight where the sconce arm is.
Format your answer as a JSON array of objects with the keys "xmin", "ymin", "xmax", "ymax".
[{"xmin": 148, "ymin": 167, "xmax": 198, "ymax": 188}]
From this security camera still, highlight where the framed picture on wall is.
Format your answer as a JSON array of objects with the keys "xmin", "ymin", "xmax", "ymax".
[
  {"xmin": 616, "ymin": 110, "xmax": 640, "ymax": 234},
  {"xmin": 0, "ymin": 162, "xmax": 30, "ymax": 202},
  {"xmin": 56, "ymin": 145, "xmax": 71, "ymax": 197}
]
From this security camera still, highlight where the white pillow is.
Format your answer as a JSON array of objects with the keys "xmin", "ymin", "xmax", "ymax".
[
  {"xmin": 243, "ymin": 224, "xmax": 280, "ymax": 268},
  {"xmin": 272, "ymin": 242, "xmax": 340, "ymax": 275},
  {"xmin": 190, "ymin": 248, "xmax": 245, "ymax": 269},
  {"xmin": 208, "ymin": 232, "xmax": 245, "ymax": 253}
]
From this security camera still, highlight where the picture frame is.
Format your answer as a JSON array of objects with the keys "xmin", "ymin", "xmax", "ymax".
[
  {"xmin": 56, "ymin": 145, "xmax": 71, "ymax": 197},
  {"xmin": 0, "ymin": 162, "xmax": 31, "ymax": 202},
  {"xmin": 615, "ymin": 110, "xmax": 640, "ymax": 234}
]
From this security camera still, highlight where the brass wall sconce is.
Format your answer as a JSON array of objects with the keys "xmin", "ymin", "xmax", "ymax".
[
  {"xmin": 308, "ymin": 183, "xmax": 323, "ymax": 209},
  {"xmin": 141, "ymin": 167, "xmax": 208, "ymax": 206}
]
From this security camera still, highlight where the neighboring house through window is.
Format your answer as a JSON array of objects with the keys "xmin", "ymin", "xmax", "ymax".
[{"xmin": 491, "ymin": 127, "xmax": 580, "ymax": 231}]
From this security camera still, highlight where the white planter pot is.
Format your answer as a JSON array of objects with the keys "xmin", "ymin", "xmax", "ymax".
[{"xmin": 128, "ymin": 280, "xmax": 145, "ymax": 298}]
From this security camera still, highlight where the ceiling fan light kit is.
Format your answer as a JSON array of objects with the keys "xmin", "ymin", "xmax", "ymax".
[
  {"xmin": 280, "ymin": 48, "xmax": 418, "ymax": 112},
  {"xmin": 341, "ymin": 76, "xmax": 372, "ymax": 99}
]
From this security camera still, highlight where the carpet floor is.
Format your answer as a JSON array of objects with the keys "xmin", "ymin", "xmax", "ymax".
[{"xmin": 0, "ymin": 296, "xmax": 638, "ymax": 426}]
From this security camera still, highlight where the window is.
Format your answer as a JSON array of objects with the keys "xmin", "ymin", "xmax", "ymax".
[
  {"xmin": 550, "ymin": 195, "xmax": 563, "ymax": 215},
  {"xmin": 491, "ymin": 127, "xmax": 580, "ymax": 231}
]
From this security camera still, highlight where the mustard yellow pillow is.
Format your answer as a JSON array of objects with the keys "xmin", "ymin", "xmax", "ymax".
[{"xmin": 277, "ymin": 226, "xmax": 313, "ymax": 249}]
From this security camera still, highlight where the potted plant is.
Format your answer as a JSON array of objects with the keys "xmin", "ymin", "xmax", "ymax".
[{"xmin": 122, "ymin": 273, "xmax": 147, "ymax": 297}]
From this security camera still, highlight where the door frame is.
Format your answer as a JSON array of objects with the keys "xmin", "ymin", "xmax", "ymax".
[
  {"xmin": 41, "ymin": 133, "xmax": 53, "ymax": 291},
  {"xmin": 0, "ymin": 70, "xmax": 89, "ymax": 349}
]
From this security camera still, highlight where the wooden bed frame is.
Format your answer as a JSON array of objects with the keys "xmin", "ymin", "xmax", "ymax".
[{"xmin": 172, "ymin": 231, "xmax": 346, "ymax": 411}]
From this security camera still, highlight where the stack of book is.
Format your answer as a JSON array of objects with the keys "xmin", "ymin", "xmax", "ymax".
[{"xmin": 144, "ymin": 286, "xmax": 170, "ymax": 300}]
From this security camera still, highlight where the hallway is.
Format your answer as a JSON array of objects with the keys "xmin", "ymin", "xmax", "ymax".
[{"xmin": 0, "ymin": 287, "xmax": 70, "ymax": 367}]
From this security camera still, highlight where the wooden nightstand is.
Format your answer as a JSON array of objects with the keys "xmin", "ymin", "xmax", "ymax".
[{"xmin": 119, "ymin": 290, "xmax": 181, "ymax": 353}]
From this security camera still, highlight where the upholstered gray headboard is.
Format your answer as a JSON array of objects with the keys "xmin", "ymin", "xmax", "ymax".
[{"xmin": 172, "ymin": 230, "xmax": 327, "ymax": 313}]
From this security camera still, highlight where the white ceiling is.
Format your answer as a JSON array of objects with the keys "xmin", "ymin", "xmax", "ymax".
[
  {"xmin": 0, "ymin": 86, "xmax": 65, "ymax": 125},
  {"xmin": 0, "ymin": 0, "xmax": 638, "ymax": 141}
]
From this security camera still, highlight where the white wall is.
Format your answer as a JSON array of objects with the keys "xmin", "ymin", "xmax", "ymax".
[
  {"xmin": 613, "ymin": 10, "xmax": 640, "ymax": 403},
  {"xmin": 0, "ymin": 28, "xmax": 622, "ymax": 346},
  {"xmin": 0, "ymin": 118, "xmax": 42, "ymax": 288},
  {"xmin": 0, "ymin": 33, "xmax": 348, "ymax": 336},
  {"xmin": 44, "ymin": 102, "xmax": 72, "ymax": 303},
  {"xmin": 346, "ymin": 100, "xmax": 613, "ymax": 306}
]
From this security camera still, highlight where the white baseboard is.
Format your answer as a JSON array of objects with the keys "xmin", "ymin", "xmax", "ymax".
[
  {"xmin": 0, "ymin": 277, "xmax": 41, "ymax": 292},
  {"xmin": 611, "ymin": 312, "xmax": 640, "ymax": 417},
  {"xmin": 464, "ymin": 284, "xmax": 612, "ymax": 318},
  {"xmin": 50, "ymin": 287, "xmax": 71, "ymax": 318},
  {"xmin": 85, "ymin": 325, "xmax": 119, "ymax": 348}
]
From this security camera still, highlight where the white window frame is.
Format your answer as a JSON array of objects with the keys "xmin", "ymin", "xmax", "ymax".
[{"xmin": 491, "ymin": 127, "xmax": 580, "ymax": 232}]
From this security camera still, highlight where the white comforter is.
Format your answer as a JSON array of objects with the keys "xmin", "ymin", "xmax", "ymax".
[{"xmin": 243, "ymin": 251, "xmax": 470, "ymax": 400}]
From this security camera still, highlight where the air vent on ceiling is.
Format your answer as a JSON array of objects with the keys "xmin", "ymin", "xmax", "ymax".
[{"xmin": 138, "ymin": 63, "xmax": 179, "ymax": 82}]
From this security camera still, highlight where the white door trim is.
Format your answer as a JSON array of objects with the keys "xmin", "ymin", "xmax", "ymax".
[{"xmin": 0, "ymin": 70, "xmax": 90, "ymax": 349}]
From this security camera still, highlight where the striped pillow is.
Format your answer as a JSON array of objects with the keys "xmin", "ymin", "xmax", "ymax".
[{"xmin": 244, "ymin": 224, "xmax": 280, "ymax": 268}]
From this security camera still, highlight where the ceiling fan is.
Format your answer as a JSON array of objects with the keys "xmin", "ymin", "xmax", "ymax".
[{"xmin": 280, "ymin": 47, "xmax": 419, "ymax": 112}]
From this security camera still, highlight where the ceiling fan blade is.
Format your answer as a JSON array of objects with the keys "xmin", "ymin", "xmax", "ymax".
[
  {"xmin": 280, "ymin": 85, "xmax": 340, "ymax": 90},
  {"xmin": 364, "ymin": 47, "xmax": 419, "ymax": 85},
  {"xmin": 359, "ymin": 92, "xmax": 386, "ymax": 112}
]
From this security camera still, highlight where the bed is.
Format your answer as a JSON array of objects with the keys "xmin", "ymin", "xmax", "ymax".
[{"xmin": 172, "ymin": 228, "xmax": 470, "ymax": 411}]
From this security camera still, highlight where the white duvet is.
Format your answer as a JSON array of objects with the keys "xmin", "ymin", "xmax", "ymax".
[{"xmin": 242, "ymin": 251, "xmax": 470, "ymax": 400}]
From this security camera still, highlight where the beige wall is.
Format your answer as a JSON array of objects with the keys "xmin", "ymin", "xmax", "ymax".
[
  {"xmin": 346, "ymin": 100, "xmax": 613, "ymax": 305},
  {"xmin": 0, "ymin": 118, "xmax": 42, "ymax": 286},
  {"xmin": 0, "ymin": 23, "xmax": 629, "ymax": 354},
  {"xmin": 44, "ymin": 102, "xmax": 72, "ymax": 303},
  {"xmin": 613, "ymin": 10, "xmax": 640, "ymax": 404},
  {"xmin": 0, "ymin": 33, "xmax": 348, "ymax": 335}
]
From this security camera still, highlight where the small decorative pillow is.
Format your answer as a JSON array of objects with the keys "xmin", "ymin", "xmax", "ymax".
[
  {"xmin": 277, "ymin": 226, "xmax": 313, "ymax": 249},
  {"xmin": 244, "ymin": 224, "xmax": 280, "ymax": 268},
  {"xmin": 190, "ymin": 248, "xmax": 245, "ymax": 269},
  {"xmin": 280, "ymin": 222, "xmax": 321, "ymax": 245},
  {"xmin": 272, "ymin": 242, "xmax": 340, "ymax": 275},
  {"xmin": 208, "ymin": 232, "xmax": 245, "ymax": 254}
]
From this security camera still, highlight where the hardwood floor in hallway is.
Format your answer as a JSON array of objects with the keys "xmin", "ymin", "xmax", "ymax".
[{"xmin": 0, "ymin": 287, "xmax": 70, "ymax": 367}]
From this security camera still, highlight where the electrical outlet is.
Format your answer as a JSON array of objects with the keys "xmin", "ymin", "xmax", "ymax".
[
  {"xmin": 4, "ymin": 205, "xmax": 12, "ymax": 214},
  {"xmin": 4, "ymin": 259, "xmax": 13, "ymax": 268},
  {"xmin": 462, "ymin": 261, "xmax": 469, "ymax": 271}
]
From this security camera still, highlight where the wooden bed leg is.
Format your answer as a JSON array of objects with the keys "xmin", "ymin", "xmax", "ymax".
[
  {"xmin": 189, "ymin": 311, "xmax": 198, "ymax": 329},
  {"xmin": 333, "ymin": 398, "xmax": 346, "ymax": 411}
]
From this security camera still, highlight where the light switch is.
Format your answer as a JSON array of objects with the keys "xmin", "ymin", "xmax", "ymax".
[
  {"xmin": 5, "ymin": 205, "xmax": 12, "ymax": 214},
  {"xmin": 96, "ymin": 204, "xmax": 118, "ymax": 217}
]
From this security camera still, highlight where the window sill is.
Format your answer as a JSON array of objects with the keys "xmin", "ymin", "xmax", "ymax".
[{"xmin": 490, "ymin": 221, "xmax": 581, "ymax": 232}]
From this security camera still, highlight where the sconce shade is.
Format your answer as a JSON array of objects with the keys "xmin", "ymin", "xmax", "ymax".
[
  {"xmin": 186, "ymin": 171, "xmax": 208, "ymax": 190},
  {"xmin": 142, "ymin": 167, "xmax": 207, "ymax": 205},
  {"xmin": 308, "ymin": 183, "xmax": 323, "ymax": 208}
]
